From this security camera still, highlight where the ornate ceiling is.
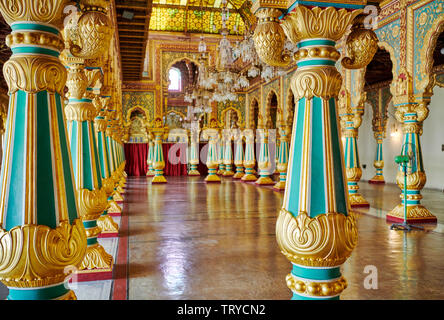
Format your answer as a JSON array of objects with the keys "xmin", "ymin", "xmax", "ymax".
[{"xmin": 115, "ymin": 0, "xmax": 254, "ymax": 82}]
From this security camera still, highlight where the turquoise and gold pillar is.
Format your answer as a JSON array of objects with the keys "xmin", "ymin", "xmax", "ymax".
[
  {"xmin": 188, "ymin": 128, "xmax": 200, "ymax": 176},
  {"xmin": 0, "ymin": 0, "xmax": 87, "ymax": 299},
  {"xmin": 217, "ymin": 134, "xmax": 226, "ymax": 176},
  {"xmin": 146, "ymin": 132, "xmax": 155, "ymax": 176},
  {"xmin": 340, "ymin": 107, "xmax": 369, "ymax": 207},
  {"xmin": 223, "ymin": 129, "xmax": 234, "ymax": 177},
  {"xmin": 233, "ymin": 129, "xmax": 245, "ymax": 179},
  {"xmin": 151, "ymin": 126, "xmax": 167, "ymax": 184},
  {"xmin": 253, "ymin": 3, "xmax": 378, "ymax": 299},
  {"xmin": 94, "ymin": 89, "xmax": 119, "ymax": 237},
  {"xmin": 106, "ymin": 114, "xmax": 124, "ymax": 205},
  {"xmin": 369, "ymin": 132, "xmax": 385, "ymax": 184},
  {"xmin": 241, "ymin": 128, "xmax": 257, "ymax": 182},
  {"xmin": 255, "ymin": 128, "xmax": 274, "ymax": 185},
  {"xmin": 387, "ymin": 105, "xmax": 437, "ymax": 223},
  {"xmin": 273, "ymin": 124, "xmax": 290, "ymax": 191},
  {"xmin": 203, "ymin": 128, "xmax": 221, "ymax": 183}
]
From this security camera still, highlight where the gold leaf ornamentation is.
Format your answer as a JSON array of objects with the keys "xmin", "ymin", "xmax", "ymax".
[
  {"xmin": 65, "ymin": 101, "xmax": 97, "ymax": 122},
  {"xmin": 290, "ymin": 67, "xmax": 342, "ymax": 101},
  {"xmin": 77, "ymin": 188, "xmax": 108, "ymax": 220},
  {"xmin": 341, "ymin": 23, "xmax": 378, "ymax": 70},
  {"xmin": 0, "ymin": 0, "xmax": 66, "ymax": 26},
  {"xmin": 0, "ymin": 219, "xmax": 86, "ymax": 287},
  {"xmin": 3, "ymin": 56, "xmax": 66, "ymax": 95},
  {"xmin": 396, "ymin": 170, "xmax": 426, "ymax": 190},
  {"xmin": 276, "ymin": 209, "xmax": 358, "ymax": 267},
  {"xmin": 79, "ymin": 243, "xmax": 112, "ymax": 270}
]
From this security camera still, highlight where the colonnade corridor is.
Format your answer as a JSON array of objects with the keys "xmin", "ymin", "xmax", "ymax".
[{"xmin": 121, "ymin": 176, "xmax": 444, "ymax": 300}]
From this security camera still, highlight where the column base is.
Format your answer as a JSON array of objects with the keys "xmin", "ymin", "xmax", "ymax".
[
  {"xmin": 241, "ymin": 174, "xmax": 257, "ymax": 182},
  {"xmin": 273, "ymin": 180, "xmax": 286, "ymax": 191},
  {"xmin": 97, "ymin": 215, "xmax": 119, "ymax": 238},
  {"xmin": 76, "ymin": 244, "xmax": 114, "ymax": 282},
  {"xmin": 108, "ymin": 200, "xmax": 122, "ymax": 217},
  {"xmin": 233, "ymin": 172, "xmax": 244, "ymax": 179},
  {"xmin": 255, "ymin": 176, "xmax": 275, "ymax": 186},
  {"xmin": 152, "ymin": 175, "xmax": 167, "ymax": 184},
  {"xmin": 369, "ymin": 175, "xmax": 385, "ymax": 184},
  {"xmin": 113, "ymin": 190, "xmax": 124, "ymax": 203},
  {"xmin": 223, "ymin": 170, "xmax": 234, "ymax": 177},
  {"xmin": 349, "ymin": 193, "xmax": 370, "ymax": 208},
  {"xmin": 205, "ymin": 174, "xmax": 221, "ymax": 183},
  {"xmin": 117, "ymin": 185, "xmax": 125, "ymax": 194},
  {"xmin": 217, "ymin": 170, "xmax": 225, "ymax": 176},
  {"xmin": 386, "ymin": 204, "xmax": 437, "ymax": 224},
  {"xmin": 188, "ymin": 170, "xmax": 201, "ymax": 176},
  {"xmin": 146, "ymin": 170, "xmax": 155, "ymax": 177}
]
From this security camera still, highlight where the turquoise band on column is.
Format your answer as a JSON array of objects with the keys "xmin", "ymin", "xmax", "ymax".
[
  {"xmin": 11, "ymin": 46, "xmax": 60, "ymax": 57},
  {"xmin": 297, "ymin": 39, "xmax": 336, "ymax": 48},
  {"xmin": 297, "ymin": 59, "xmax": 336, "ymax": 67},
  {"xmin": 83, "ymin": 220, "xmax": 97, "ymax": 229},
  {"xmin": 8, "ymin": 282, "xmax": 69, "ymax": 300},
  {"xmin": 11, "ymin": 22, "xmax": 60, "ymax": 35},
  {"xmin": 87, "ymin": 237, "xmax": 98, "ymax": 246},
  {"xmin": 291, "ymin": 264, "xmax": 341, "ymax": 281}
]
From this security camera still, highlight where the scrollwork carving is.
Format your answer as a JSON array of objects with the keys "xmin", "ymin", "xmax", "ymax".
[{"xmin": 290, "ymin": 67, "xmax": 342, "ymax": 100}]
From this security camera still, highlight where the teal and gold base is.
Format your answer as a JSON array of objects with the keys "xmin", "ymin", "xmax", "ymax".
[
  {"xmin": 152, "ymin": 169, "xmax": 167, "ymax": 184},
  {"xmin": 205, "ymin": 168, "xmax": 221, "ymax": 183},
  {"xmin": 223, "ymin": 164, "xmax": 234, "ymax": 177},
  {"xmin": 241, "ymin": 167, "xmax": 257, "ymax": 182},
  {"xmin": 255, "ymin": 175, "xmax": 275, "ymax": 186},
  {"xmin": 7, "ymin": 283, "xmax": 77, "ymax": 300},
  {"xmin": 233, "ymin": 166, "xmax": 244, "ymax": 179},
  {"xmin": 188, "ymin": 164, "xmax": 200, "ymax": 176}
]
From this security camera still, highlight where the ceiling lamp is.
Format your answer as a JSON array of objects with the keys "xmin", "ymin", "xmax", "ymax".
[{"xmin": 198, "ymin": 35, "xmax": 207, "ymax": 53}]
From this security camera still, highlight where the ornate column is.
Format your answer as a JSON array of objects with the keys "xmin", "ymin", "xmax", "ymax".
[
  {"xmin": 93, "ymin": 88, "xmax": 119, "ymax": 237},
  {"xmin": 273, "ymin": 123, "xmax": 290, "ymax": 191},
  {"xmin": 106, "ymin": 112, "xmax": 124, "ymax": 205},
  {"xmin": 253, "ymin": 3, "xmax": 378, "ymax": 299},
  {"xmin": 233, "ymin": 128, "xmax": 245, "ymax": 179},
  {"xmin": 255, "ymin": 128, "xmax": 274, "ymax": 185},
  {"xmin": 203, "ymin": 128, "xmax": 221, "ymax": 183},
  {"xmin": 241, "ymin": 128, "xmax": 257, "ymax": 181},
  {"xmin": 339, "ymin": 96, "xmax": 369, "ymax": 207},
  {"xmin": 387, "ymin": 73, "xmax": 436, "ymax": 223},
  {"xmin": 151, "ymin": 121, "xmax": 167, "ymax": 184},
  {"xmin": 369, "ymin": 131, "xmax": 385, "ymax": 183},
  {"xmin": 188, "ymin": 126, "xmax": 200, "ymax": 176},
  {"xmin": 146, "ymin": 130, "xmax": 155, "ymax": 177},
  {"xmin": 63, "ymin": 0, "xmax": 115, "ymax": 279},
  {"xmin": 217, "ymin": 132, "xmax": 226, "ymax": 176},
  {"xmin": 0, "ymin": 0, "xmax": 87, "ymax": 300},
  {"xmin": 223, "ymin": 129, "xmax": 234, "ymax": 176}
]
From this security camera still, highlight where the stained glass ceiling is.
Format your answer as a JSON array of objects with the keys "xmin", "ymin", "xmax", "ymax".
[{"xmin": 149, "ymin": 0, "xmax": 252, "ymax": 35}]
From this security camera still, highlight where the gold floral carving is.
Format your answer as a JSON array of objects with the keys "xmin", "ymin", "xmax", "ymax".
[
  {"xmin": 79, "ymin": 243, "xmax": 113, "ymax": 270},
  {"xmin": 0, "ymin": 0, "xmax": 67, "ymax": 25},
  {"xmin": 77, "ymin": 188, "xmax": 108, "ymax": 221},
  {"xmin": 0, "ymin": 219, "xmax": 87, "ymax": 287},
  {"xmin": 290, "ymin": 67, "xmax": 342, "ymax": 101},
  {"xmin": 396, "ymin": 170, "xmax": 426, "ymax": 190},
  {"xmin": 276, "ymin": 209, "xmax": 358, "ymax": 267},
  {"xmin": 374, "ymin": 160, "xmax": 384, "ymax": 169},
  {"xmin": 3, "ymin": 56, "xmax": 66, "ymax": 95},
  {"xmin": 253, "ymin": 8, "xmax": 290, "ymax": 67},
  {"xmin": 97, "ymin": 215, "xmax": 118, "ymax": 233},
  {"xmin": 281, "ymin": 6, "xmax": 361, "ymax": 43},
  {"xmin": 388, "ymin": 204, "xmax": 435, "ymax": 221},
  {"xmin": 65, "ymin": 63, "xmax": 87, "ymax": 99},
  {"xmin": 346, "ymin": 167, "xmax": 362, "ymax": 181}
]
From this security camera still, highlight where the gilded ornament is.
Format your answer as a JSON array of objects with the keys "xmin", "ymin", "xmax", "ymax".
[
  {"xmin": 77, "ymin": 188, "xmax": 108, "ymax": 220},
  {"xmin": 65, "ymin": 101, "xmax": 97, "ymax": 122},
  {"xmin": 79, "ymin": 243, "xmax": 113, "ymax": 270},
  {"xmin": 0, "ymin": 219, "xmax": 87, "ymax": 287},
  {"xmin": 286, "ymin": 273, "xmax": 348, "ymax": 297},
  {"xmin": 65, "ymin": 63, "xmax": 87, "ymax": 100},
  {"xmin": 0, "ymin": 0, "xmax": 67, "ymax": 25},
  {"xmin": 396, "ymin": 170, "xmax": 426, "ymax": 190},
  {"xmin": 276, "ymin": 209, "xmax": 358, "ymax": 267},
  {"xmin": 253, "ymin": 8, "xmax": 290, "ymax": 67},
  {"xmin": 290, "ymin": 67, "xmax": 342, "ymax": 101},
  {"xmin": 3, "ymin": 56, "xmax": 66, "ymax": 95},
  {"xmin": 97, "ymin": 215, "xmax": 118, "ymax": 233}
]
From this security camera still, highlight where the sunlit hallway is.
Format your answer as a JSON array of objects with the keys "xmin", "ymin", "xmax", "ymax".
[{"xmin": 122, "ymin": 176, "xmax": 444, "ymax": 300}]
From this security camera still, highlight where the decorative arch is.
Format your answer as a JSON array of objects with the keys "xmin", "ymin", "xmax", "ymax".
[
  {"xmin": 220, "ymin": 106, "xmax": 242, "ymax": 129},
  {"xmin": 125, "ymin": 106, "xmax": 150, "ymax": 126},
  {"xmin": 166, "ymin": 109, "xmax": 187, "ymax": 120},
  {"xmin": 248, "ymin": 97, "xmax": 259, "ymax": 129},
  {"xmin": 376, "ymin": 42, "xmax": 397, "ymax": 96},
  {"xmin": 163, "ymin": 56, "xmax": 201, "ymax": 87},
  {"xmin": 416, "ymin": 17, "xmax": 444, "ymax": 94},
  {"xmin": 285, "ymin": 86, "xmax": 295, "ymax": 126},
  {"xmin": 264, "ymin": 89, "xmax": 280, "ymax": 129}
]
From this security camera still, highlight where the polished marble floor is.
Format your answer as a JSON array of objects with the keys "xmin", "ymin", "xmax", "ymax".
[{"xmin": 126, "ymin": 176, "xmax": 444, "ymax": 300}]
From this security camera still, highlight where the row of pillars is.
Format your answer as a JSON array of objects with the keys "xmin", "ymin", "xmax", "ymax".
[{"xmin": 0, "ymin": 0, "xmax": 126, "ymax": 299}]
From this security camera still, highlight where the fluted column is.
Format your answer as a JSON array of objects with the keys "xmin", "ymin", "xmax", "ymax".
[
  {"xmin": 0, "ymin": 0, "xmax": 87, "ymax": 300},
  {"xmin": 188, "ymin": 128, "xmax": 200, "ymax": 176},
  {"xmin": 217, "ymin": 134, "xmax": 226, "ymax": 175},
  {"xmin": 273, "ymin": 125, "xmax": 290, "ymax": 191},
  {"xmin": 151, "ymin": 127, "xmax": 167, "ymax": 184},
  {"xmin": 369, "ymin": 132, "xmax": 385, "ymax": 184},
  {"xmin": 106, "ymin": 116, "xmax": 124, "ymax": 204},
  {"xmin": 203, "ymin": 128, "xmax": 221, "ymax": 183},
  {"xmin": 255, "ymin": 128, "xmax": 274, "ymax": 185},
  {"xmin": 93, "ymin": 90, "xmax": 119, "ymax": 236},
  {"xmin": 253, "ymin": 5, "xmax": 378, "ymax": 299},
  {"xmin": 340, "ymin": 109, "xmax": 369, "ymax": 207},
  {"xmin": 241, "ymin": 128, "xmax": 257, "ymax": 181},
  {"xmin": 223, "ymin": 129, "xmax": 234, "ymax": 176},
  {"xmin": 387, "ymin": 106, "xmax": 437, "ymax": 223},
  {"xmin": 233, "ymin": 129, "xmax": 245, "ymax": 179},
  {"xmin": 146, "ymin": 131, "xmax": 155, "ymax": 176}
]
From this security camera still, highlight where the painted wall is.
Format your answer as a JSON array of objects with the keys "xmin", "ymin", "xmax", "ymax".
[{"xmin": 358, "ymin": 86, "xmax": 444, "ymax": 191}]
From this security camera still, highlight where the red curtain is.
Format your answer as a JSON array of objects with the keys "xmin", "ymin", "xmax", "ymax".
[
  {"xmin": 124, "ymin": 143, "xmax": 149, "ymax": 176},
  {"xmin": 163, "ymin": 143, "xmax": 188, "ymax": 176}
]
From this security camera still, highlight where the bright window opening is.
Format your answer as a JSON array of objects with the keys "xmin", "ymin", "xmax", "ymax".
[{"xmin": 168, "ymin": 68, "xmax": 181, "ymax": 91}]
